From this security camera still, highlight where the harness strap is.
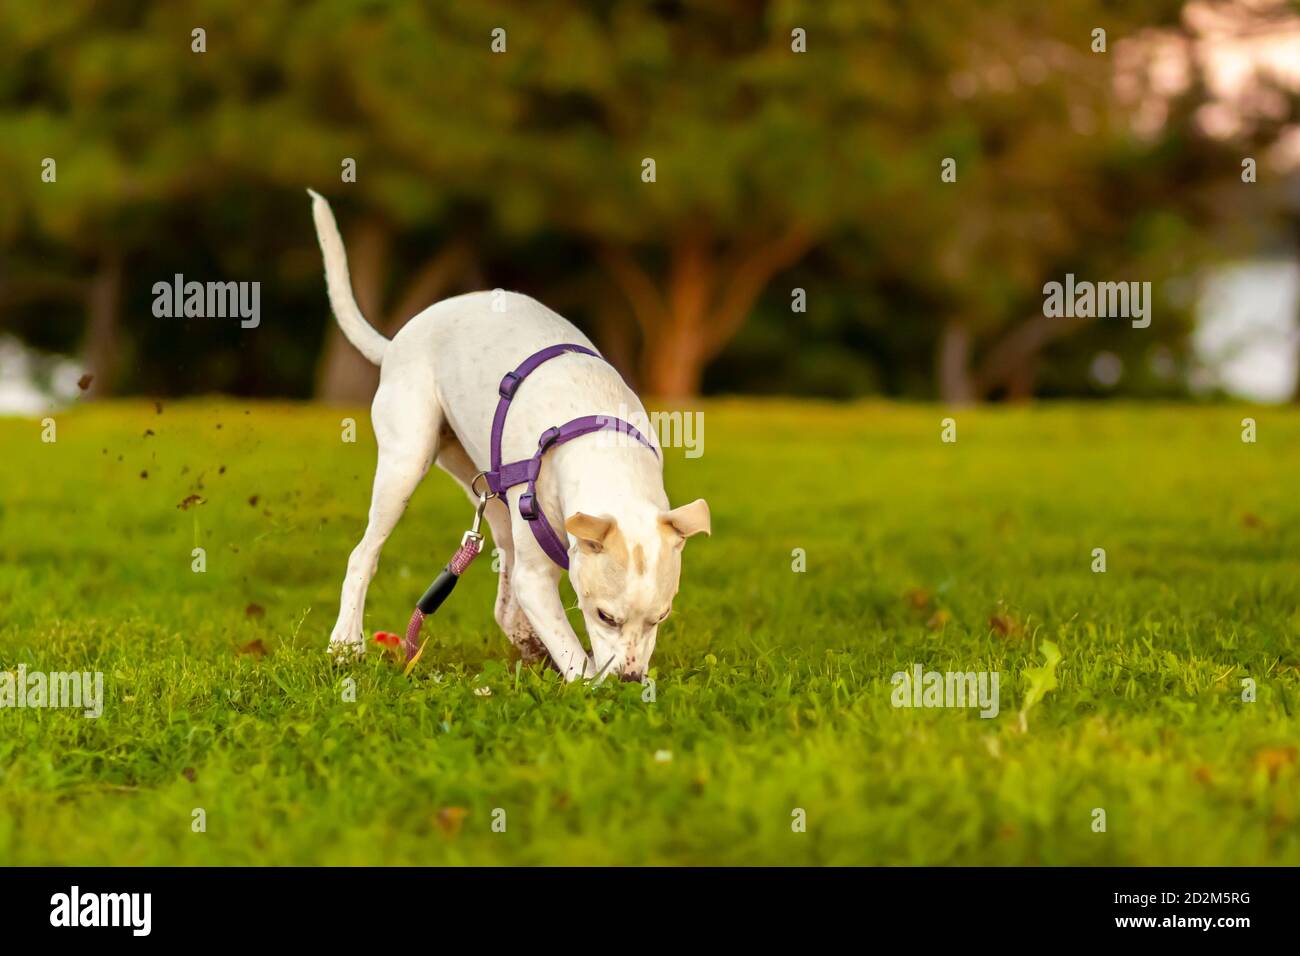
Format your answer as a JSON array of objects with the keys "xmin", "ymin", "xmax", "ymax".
[
  {"xmin": 489, "ymin": 344, "xmax": 597, "ymax": 476},
  {"xmin": 483, "ymin": 344, "xmax": 658, "ymax": 570}
]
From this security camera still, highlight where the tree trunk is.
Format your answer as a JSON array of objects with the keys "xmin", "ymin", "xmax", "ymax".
[
  {"xmin": 1294, "ymin": 235, "xmax": 1300, "ymax": 402},
  {"xmin": 592, "ymin": 301, "xmax": 640, "ymax": 389},
  {"xmin": 601, "ymin": 224, "xmax": 814, "ymax": 400},
  {"xmin": 975, "ymin": 313, "xmax": 1091, "ymax": 400},
  {"xmin": 643, "ymin": 318, "xmax": 708, "ymax": 399},
  {"xmin": 1294, "ymin": 341, "xmax": 1300, "ymax": 403},
  {"xmin": 937, "ymin": 321, "xmax": 976, "ymax": 405},
  {"xmin": 83, "ymin": 252, "xmax": 123, "ymax": 398},
  {"xmin": 646, "ymin": 232, "xmax": 713, "ymax": 400},
  {"xmin": 1004, "ymin": 354, "xmax": 1038, "ymax": 402}
]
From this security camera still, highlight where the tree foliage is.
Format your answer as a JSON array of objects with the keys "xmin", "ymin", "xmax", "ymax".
[{"xmin": 0, "ymin": 0, "xmax": 1293, "ymax": 400}]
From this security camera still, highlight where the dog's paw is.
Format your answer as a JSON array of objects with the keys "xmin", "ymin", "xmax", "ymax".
[
  {"xmin": 565, "ymin": 654, "xmax": 600, "ymax": 684},
  {"xmin": 327, "ymin": 635, "xmax": 366, "ymax": 663}
]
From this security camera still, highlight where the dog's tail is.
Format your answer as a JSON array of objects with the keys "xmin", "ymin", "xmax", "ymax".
[{"xmin": 307, "ymin": 189, "xmax": 389, "ymax": 365}]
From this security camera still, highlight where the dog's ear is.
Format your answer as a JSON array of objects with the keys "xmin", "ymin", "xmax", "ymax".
[
  {"xmin": 659, "ymin": 499, "xmax": 711, "ymax": 541},
  {"xmin": 565, "ymin": 512, "xmax": 618, "ymax": 555}
]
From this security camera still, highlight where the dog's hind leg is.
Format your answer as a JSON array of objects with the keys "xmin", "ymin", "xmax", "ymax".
[
  {"xmin": 329, "ymin": 371, "xmax": 442, "ymax": 656},
  {"xmin": 434, "ymin": 439, "xmax": 552, "ymax": 667}
]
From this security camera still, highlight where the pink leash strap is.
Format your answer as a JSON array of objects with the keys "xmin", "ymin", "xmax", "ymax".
[{"xmin": 402, "ymin": 539, "xmax": 483, "ymax": 662}]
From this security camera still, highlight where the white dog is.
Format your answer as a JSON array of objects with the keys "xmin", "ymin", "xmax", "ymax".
[{"xmin": 308, "ymin": 191, "xmax": 710, "ymax": 682}]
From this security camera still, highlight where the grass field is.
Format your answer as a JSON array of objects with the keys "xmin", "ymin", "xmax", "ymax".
[{"xmin": 1, "ymin": 399, "xmax": 1298, "ymax": 865}]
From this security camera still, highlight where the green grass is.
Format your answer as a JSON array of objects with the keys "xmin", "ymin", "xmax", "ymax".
[{"xmin": 1, "ymin": 399, "xmax": 1298, "ymax": 865}]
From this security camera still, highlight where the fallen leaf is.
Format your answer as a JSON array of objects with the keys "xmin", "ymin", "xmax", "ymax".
[
  {"xmin": 77, "ymin": 373, "xmax": 93, "ymax": 391},
  {"xmin": 139, "ymin": 470, "xmax": 148, "ymax": 479},
  {"xmin": 237, "ymin": 639, "xmax": 267, "ymax": 657},
  {"xmin": 926, "ymin": 609, "xmax": 952, "ymax": 630},
  {"xmin": 177, "ymin": 494, "xmax": 205, "ymax": 510},
  {"xmin": 989, "ymin": 613, "xmax": 1022, "ymax": 638},
  {"xmin": 248, "ymin": 495, "xmax": 259, "ymax": 507},
  {"xmin": 245, "ymin": 603, "xmax": 265, "ymax": 619},
  {"xmin": 435, "ymin": 807, "xmax": 468, "ymax": 836},
  {"xmin": 1254, "ymin": 746, "xmax": 1297, "ymax": 781},
  {"xmin": 904, "ymin": 588, "xmax": 931, "ymax": 610},
  {"xmin": 1242, "ymin": 512, "xmax": 1263, "ymax": 528}
]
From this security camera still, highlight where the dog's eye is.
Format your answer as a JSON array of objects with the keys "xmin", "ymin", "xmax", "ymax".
[{"xmin": 597, "ymin": 609, "xmax": 619, "ymax": 628}]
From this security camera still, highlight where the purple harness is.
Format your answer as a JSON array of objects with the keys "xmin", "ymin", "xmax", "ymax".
[{"xmin": 481, "ymin": 344, "xmax": 658, "ymax": 569}]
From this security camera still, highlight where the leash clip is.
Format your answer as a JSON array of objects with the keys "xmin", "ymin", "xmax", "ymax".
[{"xmin": 461, "ymin": 491, "xmax": 489, "ymax": 552}]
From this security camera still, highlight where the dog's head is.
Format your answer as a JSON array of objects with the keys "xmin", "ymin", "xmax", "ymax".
[{"xmin": 565, "ymin": 498, "xmax": 710, "ymax": 682}]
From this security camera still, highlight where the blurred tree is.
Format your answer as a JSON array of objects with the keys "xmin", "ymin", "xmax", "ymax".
[
  {"xmin": 439, "ymin": 0, "xmax": 893, "ymax": 398},
  {"xmin": 840, "ymin": 0, "xmax": 1209, "ymax": 402},
  {"xmin": 1, "ymin": 0, "xmax": 1295, "ymax": 404},
  {"xmin": 332, "ymin": 0, "xmax": 1279, "ymax": 399},
  {"xmin": 0, "ymin": 2, "xmax": 152, "ymax": 395},
  {"xmin": 901, "ymin": 0, "xmax": 1300, "ymax": 401},
  {"xmin": 212, "ymin": 0, "xmax": 900, "ymax": 398}
]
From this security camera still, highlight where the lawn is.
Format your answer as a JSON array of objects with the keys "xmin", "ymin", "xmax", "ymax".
[{"xmin": 0, "ymin": 399, "xmax": 1297, "ymax": 865}]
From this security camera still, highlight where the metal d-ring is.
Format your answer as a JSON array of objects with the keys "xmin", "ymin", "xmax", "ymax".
[{"xmin": 471, "ymin": 472, "xmax": 498, "ymax": 501}]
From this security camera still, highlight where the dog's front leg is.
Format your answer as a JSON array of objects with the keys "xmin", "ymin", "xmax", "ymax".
[{"xmin": 510, "ymin": 563, "xmax": 595, "ymax": 682}]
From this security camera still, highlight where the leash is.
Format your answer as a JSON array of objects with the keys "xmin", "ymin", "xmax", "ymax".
[
  {"xmin": 401, "ymin": 489, "xmax": 490, "ymax": 665},
  {"xmin": 396, "ymin": 343, "xmax": 658, "ymax": 667}
]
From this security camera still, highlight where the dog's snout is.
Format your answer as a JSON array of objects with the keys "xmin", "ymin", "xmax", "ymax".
[{"xmin": 620, "ymin": 671, "xmax": 643, "ymax": 683}]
